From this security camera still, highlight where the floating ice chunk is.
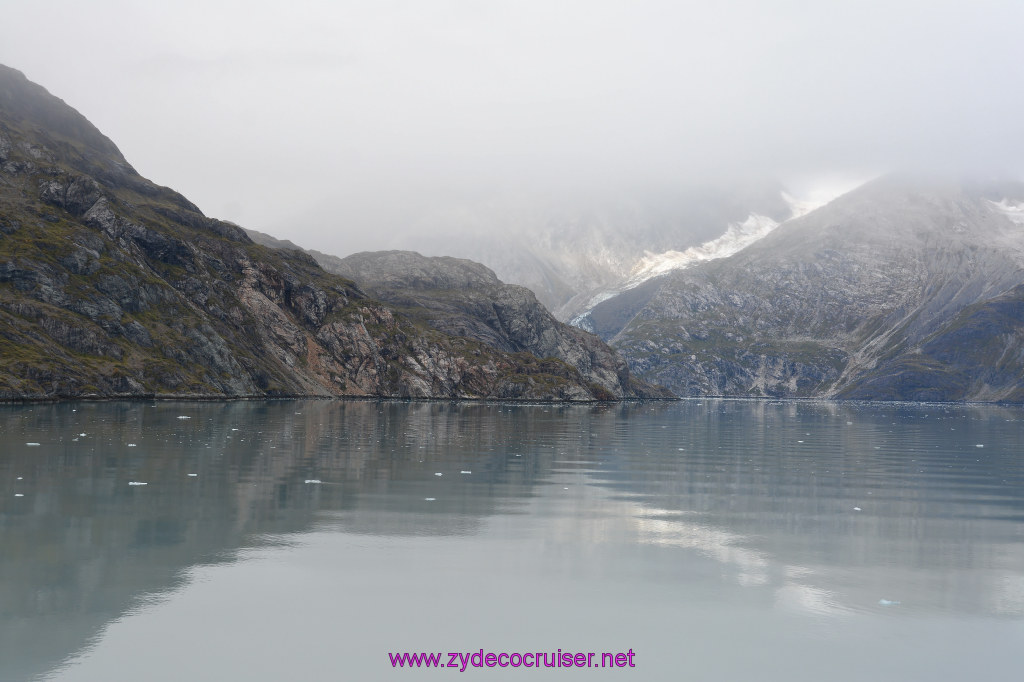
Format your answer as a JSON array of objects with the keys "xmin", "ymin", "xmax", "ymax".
[
  {"xmin": 177, "ymin": 416, "xmax": 190, "ymax": 420},
  {"xmin": 434, "ymin": 472, "xmax": 443, "ymax": 477},
  {"xmin": 26, "ymin": 443, "xmax": 40, "ymax": 446},
  {"xmin": 878, "ymin": 599, "xmax": 901, "ymax": 606},
  {"xmin": 460, "ymin": 470, "xmax": 472, "ymax": 474},
  {"xmin": 14, "ymin": 493, "xmax": 24, "ymax": 497},
  {"xmin": 304, "ymin": 479, "xmax": 322, "ymax": 484},
  {"xmin": 424, "ymin": 497, "xmax": 436, "ymax": 501},
  {"xmin": 128, "ymin": 481, "xmax": 148, "ymax": 486},
  {"xmin": 188, "ymin": 473, "xmax": 198, "ymax": 477}
]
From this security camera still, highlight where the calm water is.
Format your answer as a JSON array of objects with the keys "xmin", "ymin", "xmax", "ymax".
[{"xmin": 2, "ymin": 399, "xmax": 1023, "ymax": 681}]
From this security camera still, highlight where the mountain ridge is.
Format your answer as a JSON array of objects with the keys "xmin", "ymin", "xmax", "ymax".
[
  {"xmin": 238, "ymin": 237, "xmax": 669, "ymax": 399},
  {"xmin": 311, "ymin": 249, "xmax": 668, "ymax": 399},
  {"xmin": 604, "ymin": 173, "xmax": 1024, "ymax": 401},
  {"xmin": 0, "ymin": 64, "xmax": 660, "ymax": 402}
]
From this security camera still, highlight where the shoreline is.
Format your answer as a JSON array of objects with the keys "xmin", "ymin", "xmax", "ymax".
[{"xmin": 2, "ymin": 393, "xmax": 1021, "ymax": 407}]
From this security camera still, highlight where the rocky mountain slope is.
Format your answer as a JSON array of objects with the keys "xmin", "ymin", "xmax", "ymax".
[
  {"xmin": 385, "ymin": 183, "xmax": 795, "ymax": 319},
  {"xmin": 308, "ymin": 249, "xmax": 668, "ymax": 399},
  {"xmin": 599, "ymin": 175, "xmax": 1024, "ymax": 401},
  {"xmin": 0, "ymin": 64, "xmax": 653, "ymax": 401}
]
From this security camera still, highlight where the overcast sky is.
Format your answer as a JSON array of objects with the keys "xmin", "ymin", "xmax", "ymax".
[{"xmin": 3, "ymin": 0, "xmax": 1023, "ymax": 254}]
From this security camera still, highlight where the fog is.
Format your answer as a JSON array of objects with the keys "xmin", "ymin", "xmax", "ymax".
[{"xmin": 3, "ymin": 0, "xmax": 1023, "ymax": 256}]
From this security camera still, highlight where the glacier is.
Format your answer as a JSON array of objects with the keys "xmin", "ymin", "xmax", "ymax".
[
  {"xmin": 566, "ymin": 184, "xmax": 864, "ymax": 330},
  {"xmin": 624, "ymin": 213, "xmax": 781, "ymax": 288},
  {"xmin": 987, "ymin": 198, "xmax": 1024, "ymax": 225}
]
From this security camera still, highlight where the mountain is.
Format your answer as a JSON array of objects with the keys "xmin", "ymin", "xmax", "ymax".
[
  {"xmin": 568, "ymin": 211, "xmax": 792, "ymax": 332},
  {"xmin": 302, "ymin": 249, "xmax": 668, "ymax": 399},
  {"xmin": 598, "ymin": 174, "xmax": 1024, "ymax": 401},
  {"xmin": 382, "ymin": 182, "xmax": 795, "ymax": 320},
  {"xmin": 0, "ymin": 64, "xmax": 653, "ymax": 401}
]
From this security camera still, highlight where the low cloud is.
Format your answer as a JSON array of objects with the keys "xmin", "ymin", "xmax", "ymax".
[{"xmin": 3, "ymin": 0, "xmax": 1022, "ymax": 254}]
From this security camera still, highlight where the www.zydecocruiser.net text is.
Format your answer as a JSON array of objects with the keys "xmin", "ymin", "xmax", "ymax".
[{"xmin": 389, "ymin": 649, "xmax": 637, "ymax": 671}]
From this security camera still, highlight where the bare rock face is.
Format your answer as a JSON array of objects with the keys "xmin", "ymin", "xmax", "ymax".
[
  {"xmin": 602, "ymin": 175, "xmax": 1024, "ymax": 401},
  {"xmin": 305, "ymin": 250, "xmax": 669, "ymax": 399},
  {"xmin": 0, "ymin": 64, "xmax": 647, "ymax": 401}
]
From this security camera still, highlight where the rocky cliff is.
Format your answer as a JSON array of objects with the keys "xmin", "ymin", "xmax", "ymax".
[
  {"xmin": 0, "ymin": 65, "xmax": 649, "ymax": 401},
  {"xmin": 304, "ymin": 249, "xmax": 668, "ymax": 399},
  {"xmin": 601, "ymin": 175, "xmax": 1024, "ymax": 401}
]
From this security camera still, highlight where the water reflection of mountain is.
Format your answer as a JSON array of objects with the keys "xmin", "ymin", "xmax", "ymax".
[
  {"xmin": 582, "ymin": 400, "xmax": 1024, "ymax": 617},
  {"xmin": 0, "ymin": 400, "xmax": 601, "ymax": 681},
  {"xmin": 3, "ymin": 400, "xmax": 1023, "ymax": 679}
]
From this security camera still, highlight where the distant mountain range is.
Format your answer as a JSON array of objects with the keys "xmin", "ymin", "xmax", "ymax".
[
  {"xmin": 0, "ymin": 64, "xmax": 658, "ymax": 401},
  {"xmin": 253, "ymin": 170, "xmax": 1024, "ymax": 403},
  {"xmin": 5, "ymin": 63, "xmax": 1023, "ymax": 403}
]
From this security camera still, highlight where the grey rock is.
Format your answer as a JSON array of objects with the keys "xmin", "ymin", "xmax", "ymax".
[
  {"xmin": 21, "ymin": 141, "xmax": 54, "ymax": 162},
  {"xmin": 606, "ymin": 174, "xmax": 1024, "ymax": 401},
  {"xmin": 70, "ymin": 296, "xmax": 123, "ymax": 322},
  {"xmin": 321, "ymin": 250, "xmax": 670, "ymax": 399},
  {"xmin": 82, "ymin": 197, "xmax": 120, "ymax": 236},
  {"xmin": 38, "ymin": 174, "xmax": 103, "ymax": 216},
  {"xmin": 123, "ymin": 320, "xmax": 153, "ymax": 347},
  {"xmin": 60, "ymin": 247, "xmax": 101, "ymax": 275},
  {"xmin": 39, "ymin": 316, "xmax": 123, "ymax": 359}
]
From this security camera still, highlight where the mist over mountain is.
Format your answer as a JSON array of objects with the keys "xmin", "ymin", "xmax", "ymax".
[
  {"xmin": 0, "ymin": 65, "xmax": 656, "ymax": 401},
  {"xmin": 249, "ymin": 169, "xmax": 1024, "ymax": 404},
  {"xmin": 5, "ymin": 1, "xmax": 1021, "ymax": 266},
  {"xmin": 4, "ymin": 55, "xmax": 1024, "ymax": 405},
  {"xmin": 596, "ymin": 174, "xmax": 1024, "ymax": 401},
  {"xmin": 383, "ymin": 181, "xmax": 796, "ymax": 317}
]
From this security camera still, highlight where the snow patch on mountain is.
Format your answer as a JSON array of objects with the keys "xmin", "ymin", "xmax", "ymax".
[
  {"xmin": 577, "ymin": 289, "xmax": 622, "ymax": 314},
  {"xmin": 570, "ymin": 213, "xmax": 782, "ymax": 329},
  {"xmin": 987, "ymin": 198, "xmax": 1024, "ymax": 225},
  {"xmin": 624, "ymin": 213, "xmax": 781, "ymax": 288},
  {"xmin": 618, "ymin": 184, "xmax": 860, "ymax": 292},
  {"xmin": 564, "ymin": 182, "xmax": 870, "ymax": 329}
]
